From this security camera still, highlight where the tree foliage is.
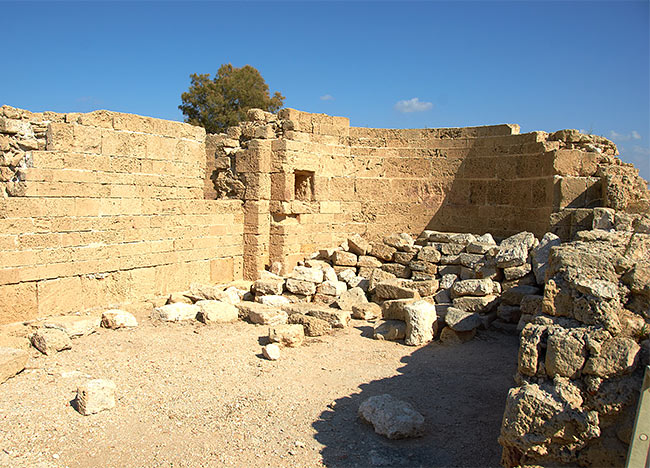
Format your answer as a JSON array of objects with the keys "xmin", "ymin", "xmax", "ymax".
[{"xmin": 179, "ymin": 64, "xmax": 285, "ymax": 134}]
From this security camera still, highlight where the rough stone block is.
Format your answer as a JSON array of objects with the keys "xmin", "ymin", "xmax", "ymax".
[
  {"xmin": 101, "ymin": 310, "xmax": 138, "ymax": 329},
  {"xmin": 31, "ymin": 328, "xmax": 72, "ymax": 355},
  {"xmin": 0, "ymin": 347, "xmax": 28, "ymax": 383},
  {"xmin": 196, "ymin": 300, "xmax": 239, "ymax": 323},
  {"xmin": 268, "ymin": 324, "xmax": 305, "ymax": 347},
  {"xmin": 76, "ymin": 379, "xmax": 116, "ymax": 415}
]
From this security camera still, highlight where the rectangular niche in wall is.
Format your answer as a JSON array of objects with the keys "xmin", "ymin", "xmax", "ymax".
[{"xmin": 294, "ymin": 170, "xmax": 315, "ymax": 201}]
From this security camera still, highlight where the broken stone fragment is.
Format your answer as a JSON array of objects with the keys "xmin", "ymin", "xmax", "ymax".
[
  {"xmin": 439, "ymin": 326, "xmax": 476, "ymax": 344},
  {"xmin": 101, "ymin": 309, "xmax": 138, "ymax": 329},
  {"xmin": 31, "ymin": 328, "xmax": 72, "ymax": 355},
  {"xmin": 243, "ymin": 303, "xmax": 288, "ymax": 326},
  {"xmin": 496, "ymin": 232, "xmax": 537, "ymax": 268},
  {"xmin": 285, "ymin": 278, "xmax": 317, "ymax": 296},
  {"xmin": 373, "ymin": 320, "xmax": 406, "ymax": 341},
  {"xmin": 451, "ymin": 295, "xmax": 499, "ymax": 314},
  {"xmin": 374, "ymin": 281, "xmax": 420, "ymax": 300},
  {"xmin": 531, "ymin": 232, "xmax": 562, "ymax": 284},
  {"xmin": 545, "ymin": 331, "xmax": 586, "ymax": 378},
  {"xmin": 256, "ymin": 295, "xmax": 291, "ymax": 308},
  {"xmin": 503, "ymin": 263, "xmax": 532, "ymax": 280},
  {"xmin": 370, "ymin": 242, "xmax": 397, "ymax": 262},
  {"xmin": 496, "ymin": 304, "xmax": 521, "ymax": 323},
  {"xmin": 331, "ymin": 251, "xmax": 358, "ymax": 267},
  {"xmin": 351, "ymin": 303, "xmax": 382, "ymax": 320},
  {"xmin": 153, "ymin": 303, "xmax": 200, "ymax": 322},
  {"xmin": 0, "ymin": 347, "xmax": 29, "ymax": 384},
  {"xmin": 383, "ymin": 233, "xmax": 415, "ymax": 252},
  {"xmin": 381, "ymin": 299, "xmax": 418, "ymax": 321},
  {"xmin": 43, "ymin": 315, "xmax": 101, "ymax": 338},
  {"xmin": 289, "ymin": 266, "xmax": 324, "ymax": 283},
  {"xmin": 358, "ymin": 255, "xmax": 382, "ymax": 268},
  {"xmin": 251, "ymin": 278, "xmax": 285, "ymax": 296},
  {"xmin": 268, "ymin": 324, "xmax": 305, "ymax": 347},
  {"xmin": 287, "ymin": 313, "xmax": 332, "ymax": 336},
  {"xmin": 451, "ymin": 279, "xmax": 499, "ymax": 298},
  {"xmin": 262, "ymin": 343, "xmax": 281, "ymax": 361},
  {"xmin": 308, "ymin": 308, "xmax": 350, "ymax": 328},
  {"xmin": 583, "ymin": 337, "xmax": 640, "ymax": 378},
  {"xmin": 76, "ymin": 379, "xmax": 116, "ymax": 415},
  {"xmin": 195, "ymin": 300, "xmax": 239, "ymax": 323},
  {"xmin": 381, "ymin": 263, "xmax": 411, "ymax": 278},
  {"xmin": 317, "ymin": 280, "xmax": 347, "ymax": 297},
  {"xmin": 347, "ymin": 234, "xmax": 371, "ymax": 256},
  {"xmin": 394, "ymin": 251, "xmax": 417, "ymax": 265},
  {"xmin": 358, "ymin": 394, "xmax": 424, "ymax": 439},
  {"xmin": 336, "ymin": 287, "xmax": 368, "ymax": 311},
  {"xmin": 417, "ymin": 246, "xmax": 441, "ymax": 263},
  {"xmin": 404, "ymin": 300, "xmax": 437, "ymax": 346},
  {"xmin": 444, "ymin": 307, "xmax": 482, "ymax": 332}
]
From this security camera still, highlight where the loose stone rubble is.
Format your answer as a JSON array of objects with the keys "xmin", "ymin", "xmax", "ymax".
[{"xmin": 358, "ymin": 394, "xmax": 425, "ymax": 439}]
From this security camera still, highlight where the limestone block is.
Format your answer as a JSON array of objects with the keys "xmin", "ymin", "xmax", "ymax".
[
  {"xmin": 501, "ymin": 285, "xmax": 541, "ymax": 306},
  {"xmin": 31, "ymin": 327, "xmax": 72, "ymax": 355},
  {"xmin": 358, "ymin": 256, "xmax": 382, "ymax": 268},
  {"xmin": 252, "ymin": 278, "xmax": 285, "ymax": 296},
  {"xmin": 408, "ymin": 260, "xmax": 437, "ymax": 275},
  {"xmin": 351, "ymin": 303, "xmax": 382, "ymax": 320},
  {"xmin": 497, "ymin": 305, "xmax": 521, "ymax": 323},
  {"xmin": 76, "ymin": 379, "xmax": 116, "ymax": 415},
  {"xmin": 347, "ymin": 234, "xmax": 371, "ymax": 256},
  {"xmin": 531, "ymin": 232, "xmax": 561, "ymax": 284},
  {"xmin": 288, "ymin": 313, "xmax": 332, "ymax": 336},
  {"xmin": 545, "ymin": 331, "xmax": 586, "ymax": 378},
  {"xmin": 439, "ymin": 326, "xmax": 476, "ymax": 344},
  {"xmin": 375, "ymin": 281, "xmax": 420, "ymax": 300},
  {"xmin": 583, "ymin": 337, "xmax": 640, "ymax": 378},
  {"xmin": 451, "ymin": 279, "xmax": 499, "ymax": 298},
  {"xmin": 452, "ymin": 295, "xmax": 499, "ymax": 314},
  {"xmin": 496, "ymin": 232, "xmax": 537, "ymax": 268},
  {"xmin": 434, "ymin": 289, "xmax": 451, "ymax": 304},
  {"xmin": 196, "ymin": 300, "xmax": 239, "ymax": 323},
  {"xmin": 317, "ymin": 280, "xmax": 347, "ymax": 297},
  {"xmin": 244, "ymin": 303, "xmax": 288, "ymax": 326},
  {"xmin": 592, "ymin": 207, "xmax": 616, "ymax": 231},
  {"xmin": 436, "ymin": 242, "xmax": 466, "ymax": 255},
  {"xmin": 520, "ymin": 295, "xmax": 543, "ymax": 316},
  {"xmin": 336, "ymin": 287, "xmax": 368, "ymax": 311},
  {"xmin": 269, "ymin": 324, "xmax": 305, "ymax": 347},
  {"xmin": 518, "ymin": 324, "xmax": 547, "ymax": 376},
  {"xmin": 404, "ymin": 300, "xmax": 437, "ymax": 346},
  {"xmin": 394, "ymin": 251, "xmax": 417, "ymax": 265},
  {"xmin": 503, "ymin": 263, "xmax": 532, "ymax": 280},
  {"xmin": 263, "ymin": 343, "xmax": 281, "ymax": 360},
  {"xmin": 154, "ymin": 303, "xmax": 200, "ymax": 322},
  {"xmin": 459, "ymin": 253, "xmax": 484, "ymax": 269},
  {"xmin": 409, "ymin": 279, "xmax": 439, "ymax": 297},
  {"xmin": 466, "ymin": 242, "xmax": 497, "ymax": 255},
  {"xmin": 381, "ymin": 263, "xmax": 411, "ymax": 278},
  {"xmin": 415, "ymin": 246, "xmax": 439, "ymax": 263},
  {"xmin": 332, "ymin": 251, "xmax": 358, "ymax": 267},
  {"xmin": 373, "ymin": 320, "xmax": 407, "ymax": 341},
  {"xmin": 358, "ymin": 394, "xmax": 424, "ymax": 439},
  {"xmin": 370, "ymin": 243, "xmax": 397, "ymax": 262},
  {"xmin": 308, "ymin": 308, "xmax": 350, "ymax": 328},
  {"xmin": 445, "ymin": 307, "xmax": 482, "ymax": 332},
  {"xmin": 285, "ymin": 279, "xmax": 317, "ymax": 296},
  {"xmin": 257, "ymin": 295, "xmax": 292, "ymax": 308},
  {"xmin": 101, "ymin": 310, "xmax": 138, "ymax": 329},
  {"xmin": 0, "ymin": 347, "xmax": 28, "ymax": 383},
  {"xmin": 289, "ymin": 266, "xmax": 324, "ymax": 284},
  {"xmin": 43, "ymin": 316, "xmax": 101, "ymax": 338}
]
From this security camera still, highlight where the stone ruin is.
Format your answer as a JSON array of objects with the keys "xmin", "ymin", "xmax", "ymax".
[{"xmin": 0, "ymin": 104, "xmax": 649, "ymax": 465}]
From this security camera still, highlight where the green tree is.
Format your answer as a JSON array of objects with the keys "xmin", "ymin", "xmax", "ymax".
[{"xmin": 179, "ymin": 64, "xmax": 285, "ymax": 134}]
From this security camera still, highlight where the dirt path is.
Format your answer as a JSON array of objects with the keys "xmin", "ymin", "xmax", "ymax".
[{"xmin": 0, "ymin": 316, "xmax": 519, "ymax": 468}]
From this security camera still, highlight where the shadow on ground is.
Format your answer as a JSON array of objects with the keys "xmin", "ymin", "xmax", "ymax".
[{"xmin": 313, "ymin": 331, "xmax": 519, "ymax": 468}]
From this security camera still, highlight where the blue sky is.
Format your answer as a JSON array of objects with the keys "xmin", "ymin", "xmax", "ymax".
[{"xmin": 1, "ymin": 0, "xmax": 648, "ymax": 179}]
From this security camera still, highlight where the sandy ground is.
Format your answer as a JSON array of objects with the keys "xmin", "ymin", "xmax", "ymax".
[{"xmin": 0, "ymin": 314, "xmax": 519, "ymax": 468}]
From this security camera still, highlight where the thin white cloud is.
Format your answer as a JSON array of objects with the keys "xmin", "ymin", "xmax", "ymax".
[
  {"xmin": 394, "ymin": 97, "xmax": 433, "ymax": 113},
  {"xmin": 320, "ymin": 94, "xmax": 334, "ymax": 101},
  {"xmin": 609, "ymin": 130, "xmax": 642, "ymax": 141},
  {"xmin": 630, "ymin": 145, "xmax": 650, "ymax": 156}
]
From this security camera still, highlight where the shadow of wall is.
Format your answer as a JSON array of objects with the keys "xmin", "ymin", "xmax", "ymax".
[{"xmin": 313, "ymin": 330, "xmax": 520, "ymax": 467}]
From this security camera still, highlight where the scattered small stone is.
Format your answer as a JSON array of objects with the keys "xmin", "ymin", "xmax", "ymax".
[
  {"xmin": 373, "ymin": 320, "xmax": 406, "ymax": 341},
  {"xmin": 101, "ymin": 309, "xmax": 138, "ymax": 329},
  {"xmin": 75, "ymin": 379, "xmax": 116, "ymax": 415},
  {"xmin": 269, "ymin": 324, "xmax": 305, "ymax": 347},
  {"xmin": 262, "ymin": 343, "xmax": 281, "ymax": 361},
  {"xmin": 153, "ymin": 303, "xmax": 200, "ymax": 322}
]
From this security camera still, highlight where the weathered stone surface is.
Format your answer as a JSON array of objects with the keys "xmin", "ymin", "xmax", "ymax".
[
  {"xmin": 531, "ymin": 232, "xmax": 561, "ymax": 284},
  {"xmin": 381, "ymin": 299, "xmax": 417, "ymax": 321},
  {"xmin": 459, "ymin": 253, "xmax": 484, "ymax": 269},
  {"xmin": 452, "ymin": 295, "xmax": 498, "ymax": 313},
  {"xmin": 466, "ymin": 242, "xmax": 497, "ymax": 255},
  {"xmin": 439, "ymin": 274, "xmax": 457, "ymax": 290},
  {"xmin": 451, "ymin": 279, "xmax": 499, "ymax": 298},
  {"xmin": 0, "ymin": 347, "xmax": 28, "ymax": 383},
  {"xmin": 408, "ymin": 279, "xmax": 439, "ymax": 297},
  {"xmin": 289, "ymin": 266, "xmax": 324, "ymax": 284},
  {"xmin": 308, "ymin": 308, "xmax": 350, "ymax": 328},
  {"xmin": 503, "ymin": 263, "xmax": 532, "ymax": 280},
  {"xmin": 154, "ymin": 303, "xmax": 200, "ymax": 322},
  {"xmin": 404, "ymin": 300, "xmax": 437, "ymax": 346},
  {"xmin": 285, "ymin": 278, "xmax": 317, "ymax": 296},
  {"xmin": 368, "ymin": 268, "xmax": 397, "ymax": 293},
  {"xmin": 374, "ymin": 281, "xmax": 420, "ymax": 300},
  {"xmin": 520, "ymin": 295, "xmax": 543, "ymax": 316},
  {"xmin": 434, "ymin": 289, "xmax": 451, "ymax": 304},
  {"xmin": 348, "ymin": 234, "xmax": 371, "ymax": 256},
  {"xmin": 252, "ymin": 278, "xmax": 285, "ymax": 296},
  {"xmin": 257, "ymin": 295, "xmax": 292, "ymax": 308},
  {"xmin": 394, "ymin": 251, "xmax": 417, "ymax": 265},
  {"xmin": 374, "ymin": 320, "xmax": 406, "ymax": 341},
  {"xmin": 439, "ymin": 326, "xmax": 476, "ymax": 344},
  {"xmin": 383, "ymin": 233, "xmax": 415, "ymax": 252},
  {"xmin": 357, "ymin": 256, "xmax": 382, "ymax": 268},
  {"xmin": 381, "ymin": 263, "xmax": 411, "ymax": 278},
  {"xmin": 358, "ymin": 394, "xmax": 424, "ymax": 439},
  {"xmin": 246, "ymin": 304, "xmax": 288, "ymax": 325},
  {"xmin": 496, "ymin": 232, "xmax": 537, "ymax": 268},
  {"xmin": 196, "ymin": 300, "xmax": 239, "ymax": 323},
  {"xmin": 288, "ymin": 313, "xmax": 332, "ymax": 336},
  {"xmin": 336, "ymin": 287, "xmax": 368, "ymax": 311},
  {"xmin": 43, "ymin": 316, "xmax": 101, "ymax": 338},
  {"xmin": 417, "ymin": 246, "xmax": 441, "ymax": 263},
  {"xmin": 351, "ymin": 302, "xmax": 381, "ymax": 320},
  {"xmin": 262, "ymin": 343, "xmax": 281, "ymax": 360},
  {"xmin": 370, "ymin": 242, "xmax": 397, "ymax": 262},
  {"xmin": 499, "ymin": 379, "xmax": 599, "ymax": 465},
  {"xmin": 501, "ymin": 285, "xmax": 541, "ymax": 306},
  {"xmin": 445, "ymin": 307, "xmax": 482, "ymax": 332},
  {"xmin": 31, "ymin": 328, "xmax": 72, "ymax": 355},
  {"xmin": 583, "ymin": 337, "xmax": 640, "ymax": 377},
  {"xmin": 545, "ymin": 331, "xmax": 586, "ymax": 378},
  {"xmin": 167, "ymin": 292, "xmax": 193, "ymax": 304},
  {"xmin": 332, "ymin": 251, "xmax": 358, "ymax": 267},
  {"xmin": 101, "ymin": 309, "xmax": 138, "ymax": 329},
  {"xmin": 497, "ymin": 304, "xmax": 521, "ymax": 323},
  {"xmin": 269, "ymin": 324, "xmax": 305, "ymax": 347},
  {"xmin": 76, "ymin": 379, "xmax": 116, "ymax": 415},
  {"xmin": 408, "ymin": 260, "xmax": 437, "ymax": 275},
  {"xmin": 312, "ymin": 293, "xmax": 337, "ymax": 306},
  {"xmin": 188, "ymin": 283, "xmax": 224, "ymax": 301}
]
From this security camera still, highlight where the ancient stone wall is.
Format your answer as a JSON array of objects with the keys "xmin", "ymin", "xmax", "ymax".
[
  {"xmin": 205, "ymin": 108, "xmax": 648, "ymax": 278},
  {"xmin": 0, "ymin": 106, "xmax": 243, "ymax": 324}
]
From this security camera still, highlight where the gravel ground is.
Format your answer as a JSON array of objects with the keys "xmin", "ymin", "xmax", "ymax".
[{"xmin": 0, "ymin": 314, "xmax": 519, "ymax": 468}]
